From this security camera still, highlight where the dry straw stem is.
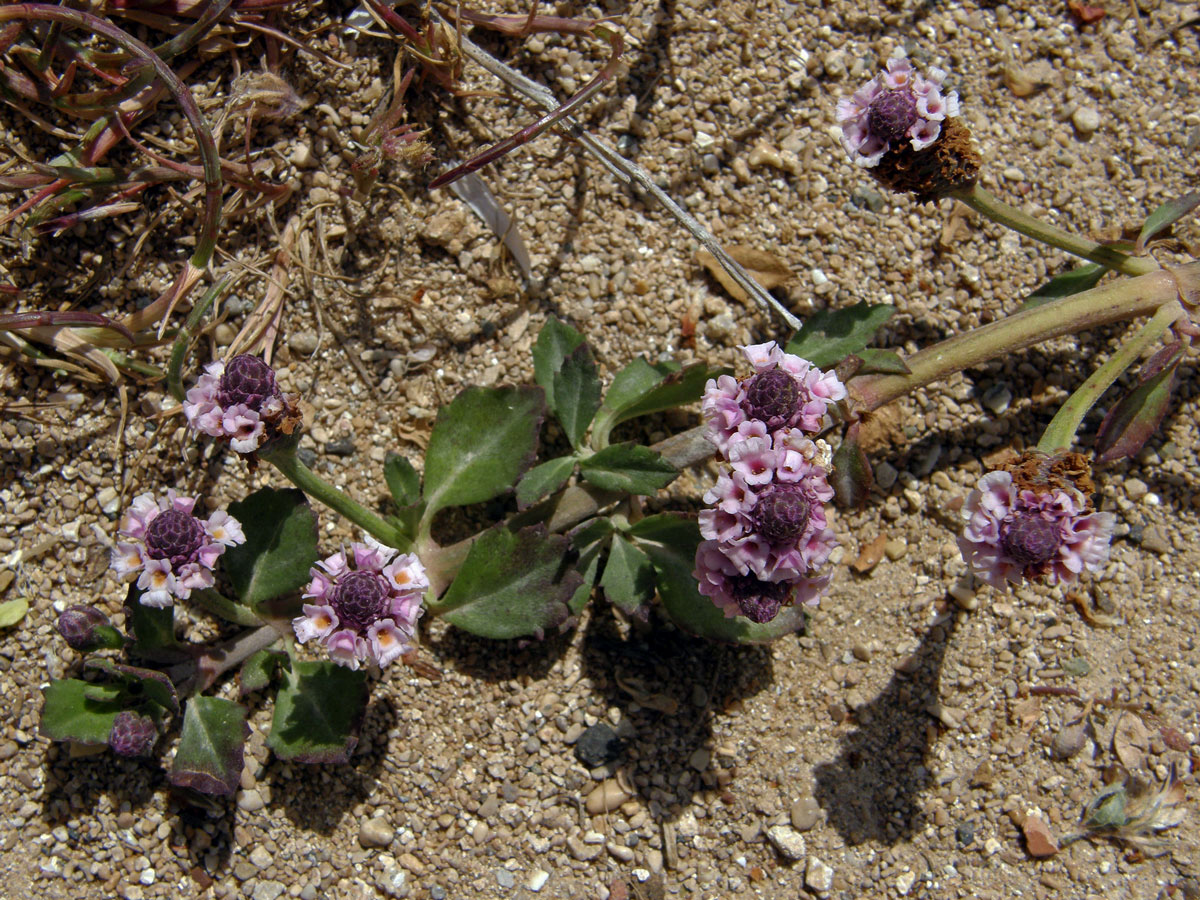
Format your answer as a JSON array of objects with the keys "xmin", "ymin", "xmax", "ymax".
[{"xmin": 425, "ymin": 8, "xmax": 802, "ymax": 332}]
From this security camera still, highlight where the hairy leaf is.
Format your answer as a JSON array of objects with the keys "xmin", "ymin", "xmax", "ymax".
[
  {"xmin": 516, "ymin": 456, "xmax": 577, "ymax": 508},
  {"xmin": 628, "ymin": 515, "xmax": 806, "ymax": 643},
  {"xmin": 423, "ymin": 386, "xmax": 545, "ymax": 514},
  {"xmin": 534, "ymin": 319, "xmax": 601, "ymax": 448},
  {"xmin": 785, "ymin": 302, "xmax": 895, "ymax": 369},
  {"xmin": 848, "ymin": 348, "xmax": 911, "ymax": 376},
  {"xmin": 169, "ymin": 697, "xmax": 248, "ymax": 796},
  {"xmin": 532, "ymin": 317, "xmax": 585, "ymax": 411},
  {"xmin": 579, "ymin": 443, "xmax": 678, "ymax": 494},
  {"xmin": 592, "ymin": 359, "xmax": 725, "ymax": 447},
  {"xmin": 566, "ymin": 519, "xmax": 612, "ymax": 617},
  {"xmin": 85, "ymin": 658, "xmax": 179, "ymax": 713},
  {"xmin": 267, "ymin": 661, "xmax": 367, "ymax": 764},
  {"xmin": 41, "ymin": 679, "xmax": 124, "ymax": 745},
  {"xmin": 432, "ymin": 525, "xmax": 579, "ymax": 639},
  {"xmin": 1095, "ymin": 344, "xmax": 1182, "ymax": 464},
  {"xmin": 124, "ymin": 588, "xmax": 187, "ymax": 663},
  {"xmin": 832, "ymin": 422, "xmax": 874, "ymax": 508},
  {"xmin": 600, "ymin": 533, "xmax": 655, "ymax": 616},
  {"xmin": 239, "ymin": 649, "xmax": 289, "ymax": 697},
  {"xmin": 1136, "ymin": 191, "xmax": 1200, "ymax": 253},
  {"xmin": 224, "ymin": 488, "xmax": 320, "ymax": 608},
  {"xmin": 1023, "ymin": 263, "xmax": 1106, "ymax": 309},
  {"xmin": 383, "ymin": 452, "xmax": 421, "ymax": 507}
]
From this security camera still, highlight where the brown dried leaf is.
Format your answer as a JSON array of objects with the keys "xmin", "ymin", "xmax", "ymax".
[
  {"xmin": 1011, "ymin": 696, "xmax": 1042, "ymax": 731},
  {"xmin": 615, "ymin": 672, "xmax": 678, "ymax": 715},
  {"xmin": 1160, "ymin": 727, "xmax": 1191, "ymax": 753},
  {"xmin": 850, "ymin": 535, "xmax": 889, "ymax": 574},
  {"xmin": 1113, "ymin": 713, "xmax": 1150, "ymax": 770},
  {"xmin": 1068, "ymin": 0, "xmax": 1107, "ymax": 24},
  {"xmin": 695, "ymin": 246, "xmax": 792, "ymax": 303}
]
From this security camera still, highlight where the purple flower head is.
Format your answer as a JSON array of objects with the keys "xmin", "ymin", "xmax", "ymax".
[
  {"xmin": 836, "ymin": 56, "xmax": 960, "ymax": 167},
  {"xmin": 109, "ymin": 710, "xmax": 157, "ymax": 757},
  {"xmin": 694, "ymin": 540, "xmax": 829, "ymax": 623},
  {"xmin": 958, "ymin": 469, "xmax": 1115, "ymax": 589},
  {"xmin": 111, "ymin": 491, "xmax": 246, "ymax": 608},
  {"xmin": 293, "ymin": 539, "xmax": 427, "ymax": 670},
  {"xmin": 184, "ymin": 355, "xmax": 295, "ymax": 454},
  {"xmin": 701, "ymin": 342, "xmax": 846, "ymax": 454},
  {"xmin": 57, "ymin": 605, "xmax": 124, "ymax": 652}
]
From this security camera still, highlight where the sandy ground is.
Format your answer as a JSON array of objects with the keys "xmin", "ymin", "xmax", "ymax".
[{"xmin": 1, "ymin": 1, "xmax": 1199, "ymax": 898}]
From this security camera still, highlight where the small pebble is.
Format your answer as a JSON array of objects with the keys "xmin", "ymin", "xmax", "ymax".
[
  {"xmin": 575, "ymin": 723, "xmax": 624, "ymax": 767},
  {"xmin": 896, "ymin": 871, "xmax": 917, "ymax": 895},
  {"xmin": 805, "ymin": 857, "xmax": 834, "ymax": 894},
  {"xmin": 495, "ymin": 868, "xmax": 515, "ymax": 889},
  {"xmin": 1072, "ymin": 106, "xmax": 1101, "ymax": 135},
  {"xmin": 789, "ymin": 796, "xmax": 821, "ymax": 831},
  {"xmin": 765, "ymin": 825, "xmax": 806, "ymax": 861},
  {"xmin": 289, "ymin": 331, "xmax": 320, "ymax": 355},
  {"xmin": 955, "ymin": 821, "xmax": 975, "ymax": 847},
  {"xmin": 527, "ymin": 870, "xmax": 549, "ymax": 892},
  {"xmin": 359, "ymin": 817, "xmax": 395, "ymax": 848}
]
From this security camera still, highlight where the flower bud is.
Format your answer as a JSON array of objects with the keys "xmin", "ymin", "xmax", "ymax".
[
  {"xmin": 57, "ymin": 605, "xmax": 124, "ymax": 652},
  {"xmin": 108, "ymin": 711, "xmax": 157, "ymax": 757}
]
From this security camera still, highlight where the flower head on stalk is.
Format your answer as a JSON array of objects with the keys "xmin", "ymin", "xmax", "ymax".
[
  {"xmin": 293, "ymin": 540, "xmax": 427, "ymax": 670},
  {"xmin": 835, "ymin": 54, "xmax": 980, "ymax": 201},
  {"xmin": 836, "ymin": 56, "xmax": 959, "ymax": 167},
  {"xmin": 701, "ymin": 342, "xmax": 846, "ymax": 455},
  {"xmin": 183, "ymin": 354, "xmax": 301, "ymax": 454},
  {"xmin": 958, "ymin": 451, "xmax": 1116, "ymax": 589},
  {"xmin": 111, "ymin": 491, "xmax": 246, "ymax": 608}
]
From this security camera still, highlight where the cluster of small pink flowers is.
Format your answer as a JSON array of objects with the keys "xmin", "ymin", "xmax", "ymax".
[
  {"xmin": 292, "ymin": 540, "xmax": 427, "ymax": 670},
  {"xmin": 111, "ymin": 491, "xmax": 245, "ymax": 608},
  {"xmin": 184, "ymin": 354, "xmax": 290, "ymax": 454},
  {"xmin": 959, "ymin": 470, "xmax": 1115, "ymax": 590},
  {"xmin": 836, "ymin": 56, "xmax": 959, "ymax": 167},
  {"xmin": 694, "ymin": 343, "xmax": 845, "ymax": 624}
]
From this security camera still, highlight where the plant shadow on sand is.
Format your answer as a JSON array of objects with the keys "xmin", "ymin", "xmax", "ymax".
[
  {"xmin": 580, "ymin": 608, "xmax": 776, "ymax": 828},
  {"xmin": 814, "ymin": 613, "xmax": 960, "ymax": 846}
]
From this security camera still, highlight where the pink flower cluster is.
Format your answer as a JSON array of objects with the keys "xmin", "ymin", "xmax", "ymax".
[
  {"xmin": 292, "ymin": 541, "xmax": 427, "ymax": 670},
  {"xmin": 836, "ymin": 57, "xmax": 959, "ymax": 167},
  {"xmin": 184, "ymin": 354, "xmax": 287, "ymax": 454},
  {"xmin": 694, "ymin": 343, "xmax": 844, "ymax": 624},
  {"xmin": 959, "ymin": 471, "xmax": 1115, "ymax": 589},
  {"xmin": 111, "ymin": 491, "xmax": 245, "ymax": 608}
]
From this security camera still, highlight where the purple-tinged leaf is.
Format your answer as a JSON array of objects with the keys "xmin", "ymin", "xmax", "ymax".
[
  {"xmin": 832, "ymin": 421, "xmax": 874, "ymax": 508},
  {"xmin": 423, "ymin": 386, "xmax": 546, "ymax": 515},
  {"xmin": 565, "ymin": 518, "xmax": 612, "ymax": 619},
  {"xmin": 1136, "ymin": 191, "xmax": 1200, "ymax": 254},
  {"xmin": 628, "ymin": 514, "xmax": 806, "ymax": 644},
  {"xmin": 85, "ymin": 658, "xmax": 179, "ymax": 713},
  {"xmin": 432, "ymin": 524, "xmax": 579, "ymax": 639},
  {"xmin": 266, "ymin": 661, "xmax": 367, "ymax": 764},
  {"xmin": 1095, "ymin": 344, "xmax": 1183, "ymax": 464},
  {"xmin": 169, "ymin": 697, "xmax": 248, "ymax": 796},
  {"xmin": 41, "ymin": 679, "xmax": 125, "ymax": 746},
  {"xmin": 0, "ymin": 310, "xmax": 134, "ymax": 342}
]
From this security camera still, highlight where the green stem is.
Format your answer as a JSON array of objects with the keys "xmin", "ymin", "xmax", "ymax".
[
  {"xmin": 849, "ymin": 263, "xmax": 1199, "ymax": 412},
  {"xmin": 191, "ymin": 588, "xmax": 264, "ymax": 627},
  {"xmin": 949, "ymin": 184, "xmax": 1158, "ymax": 276},
  {"xmin": 1037, "ymin": 300, "xmax": 1185, "ymax": 454},
  {"xmin": 262, "ymin": 443, "xmax": 402, "ymax": 547}
]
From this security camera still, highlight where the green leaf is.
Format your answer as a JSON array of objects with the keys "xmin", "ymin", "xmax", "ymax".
[
  {"xmin": 628, "ymin": 515, "xmax": 806, "ymax": 643},
  {"xmin": 169, "ymin": 697, "xmax": 248, "ymax": 796},
  {"xmin": 533, "ymin": 316, "xmax": 585, "ymax": 412},
  {"xmin": 592, "ymin": 359, "xmax": 725, "ymax": 447},
  {"xmin": 1095, "ymin": 344, "xmax": 1182, "ymax": 465},
  {"xmin": 124, "ymin": 588, "xmax": 187, "ymax": 662},
  {"xmin": 223, "ymin": 488, "xmax": 320, "ymax": 608},
  {"xmin": 578, "ymin": 443, "xmax": 678, "ymax": 494},
  {"xmin": 0, "ymin": 597, "xmax": 29, "ymax": 628},
  {"xmin": 1136, "ymin": 190, "xmax": 1200, "ymax": 253},
  {"xmin": 239, "ymin": 649, "xmax": 289, "ymax": 697},
  {"xmin": 533, "ymin": 320, "xmax": 602, "ymax": 448},
  {"xmin": 422, "ymin": 386, "xmax": 546, "ymax": 515},
  {"xmin": 566, "ymin": 519, "xmax": 614, "ymax": 617},
  {"xmin": 1084, "ymin": 785, "xmax": 1128, "ymax": 829},
  {"xmin": 600, "ymin": 534, "xmax": 655, "ymax": 616},
  {"xmin": 267, "ymin": 661, "xmax": 367, "ymax": 764},
  {"xmin": 41, "ymin": 679, "xmax": 124, "ymax": 745},
  {"xmin": 85, "ymin": 659, "xmax": 179, "ymax": 713},
  {"xmin": 785, "ymin": 302, "xmax": 895, "ymax": 369},
  {"xmin": 849, "ymin": 348, "xmax": 910, "ymax": 376},
  {"xmin": 1062, "ymin": 656, "xmax": 1091, "ymax": 678},
  {"xmin": 832, "ymin": 422, "xmax": 873, "ymax": 508},
  {"xmin": 1022, "ymin": 263, "xmax": 1107, "ymax": 310},
  {"xmin": 432, "ymin": 524, "xmax": 580, "ymax": 639},
  {"xmin": 516, "ymin": 456, "xmax": 577, "ymax": 508},
  {"xmin": 384, "ymin": 452, "xmax": 421, "ymax": 507}
]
